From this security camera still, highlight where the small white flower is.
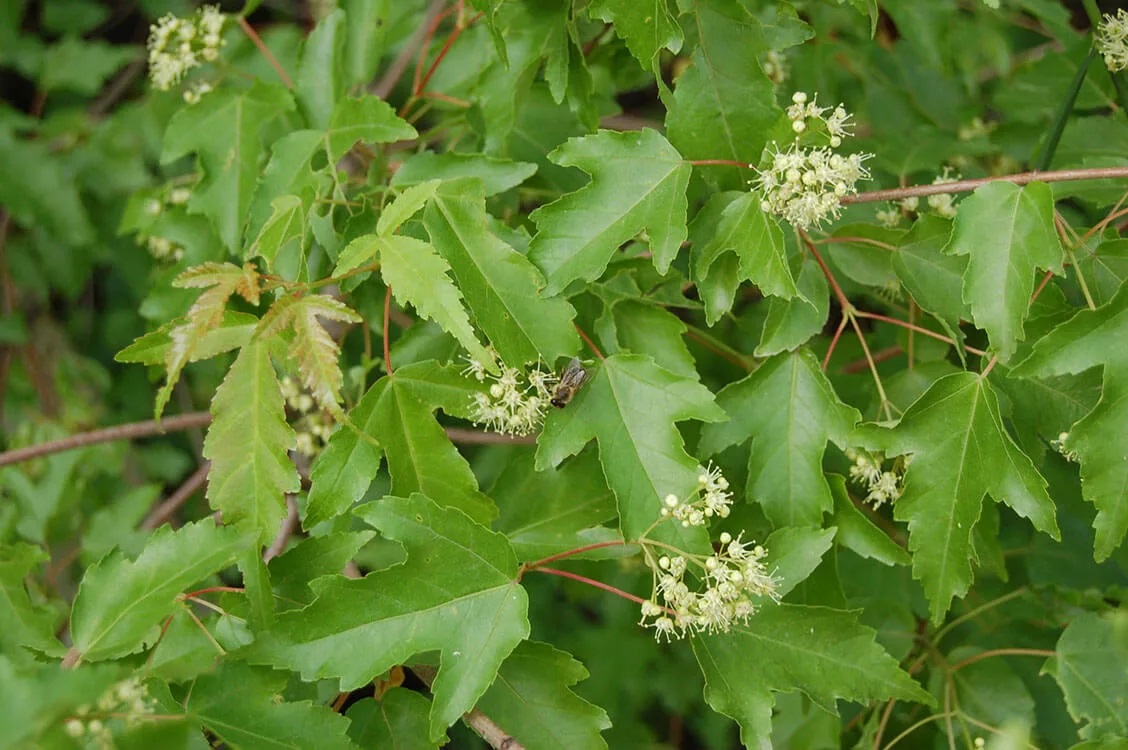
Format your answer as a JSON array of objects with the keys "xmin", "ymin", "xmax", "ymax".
[{"xmin": 1097, "ymin": 9, "xmax": 1128, "ymax": 72}]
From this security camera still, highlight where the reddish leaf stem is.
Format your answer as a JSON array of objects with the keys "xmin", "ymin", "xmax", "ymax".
[
  {"xmin": 852, "ymin": 311, "xmax": 987, "ymax": 357},
  {"xmin": 237, "ymin": 16, "xmax": 293, "ymax": 89},
  {"xmin": 802, "ymin": 233, "xmax": 851, "ymax": 310},
  {"xmin": 383, "ymin": 285, "xmax": 394, "ymax": 376},
  {"xmin": 416, "ymin": 11, "xmax": 478, "ymax": 98},
  {"xmin": 575, "ymin": 324, "xmax": 605, "ymax": 359},
  {"xmin": 822, "ymin": 316, "xmax": 849, "ymax": 370},
  {"xmin": 687, "ymin": 159, "xmax": 750, "ymax": 168},
  {"xmin": 183, "ymin": 585, "xmax": 244, "ymax": 600},
  {"xmin": 842, "ymin": 165, "xmax": 1128, "ymax": 206},
  {"xmin": 521, "ymin": 540, "xmax": 628, "ymax": 575},
  {"xmin": 532, "ymin": 566, "xmax": 649, "ymax": 606}
]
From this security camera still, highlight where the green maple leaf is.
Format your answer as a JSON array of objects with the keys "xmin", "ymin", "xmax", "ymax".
[
  {"xmin": 295, "ymin": 9, "xmax": 343, "ymax": 130},
  {"xmin": 1011, "ymin": 283, "xmax": 1128, "ymax": 560},
  {"xmin": 245, "ymin": 130, "xmax": 330, "ymax": 244},
  {"xmin": 665, "ymin": 0, "xmax": 803, "ymax": 191},
  {"xmin": 528, "ymin": 129, "xmax": 691, "ymax": 294},
  {"xmin": 893, "ymin": 215, "xmax": 968, "ymax": 340},
  {"xmin": 162, "ymin": 82, "xmax": 294, "ymax": 253},
  {"xmin": 346, "ymin": 691, "xmax": 435, "ymax": 749},
  {"xmin": 699, "ymin": 349, "xmax": 860, "ymax": 528},
  {"xmin": 425, "ymin": 178, "xmax": 579, "ymax": 366},
  {"xmin": 856, "ymin": 372, "xmax": 1059, "ymax": 622},
  {"xmin": 248, "ymin": 194, "xmax": 306, "ymax": 268},
  {"xmin": 391, "ymin": 152, "xmax": 538, "ymax": 196},
  {"xmin": 1043, "ymin": 610, "xmax": 1128, "ymax": 740},
  {"xmin": 476, "ymin": 641, "xmax": 612, "ymax": 749},
  {"xmin": 0, "ymin": 657, "xmax": 122, "ymax": 750},
  {"xmin": 536, "ymin": 354, "xmax": 725, "ymax": 542},
  {"xmin": 691, "ymin": 192, "xmax": 796, "ymax": 324},
  {"xmin": 305, "ymin": 361, "xmax": 495, "ymax": 528},
  {"xmin": 0, "ymin": 544, "xmax": 63, "ymax": 661},
  {"xmin": 247, "ymin": 494, "xmax": 529, "ymax": 742},
  {"xmin": 693, "ymin": 605, "xmax": 932, "ymax": 748},
  {"xmin": 69, "ymin": 520, "xmax": 248, "ymax": 662},
  {"xmin": 944, "ymin": 181, "xmax": 1063, "ymax": 362},
  {"xmin": 326, "ymin": 94, "xmax": 417, "ymax": 162},
  {"xmin": 185, "ymin": 662, "xmax": 358, "ymax": 750},
  {"xmin": 202, "ymin": 340, "xmax": 301, "ymax": 544},
  {"xmin": 116, "ymin": 311, "xmax": 258, "ymax": 367},
  {"xmin": 588, "ymin": 0, "xmax": 681, "ymax": 68}
]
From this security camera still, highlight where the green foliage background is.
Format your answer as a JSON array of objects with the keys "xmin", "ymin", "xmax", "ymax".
[{"xmin": 1, "ymin": 0, "xmax": 1127, "ymax": 748}]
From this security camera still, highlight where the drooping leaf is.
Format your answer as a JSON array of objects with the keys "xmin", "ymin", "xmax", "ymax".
[
  {"xmin": 536, "ymin": 354, "xmax": 725, "ymax": 542},
  {"xmin": 306, "ymin": 361, "xmax": 495, "ymax": 527},
  {"xmin": 587, "ymin": 0, "xmax": 681, "ymax": 68},
  {"xmin": 1010, "ymin": 283, "xmax": 1128, "ymax": 560},
  {"xmin": 184, "ymin": 661, "xmax": 358, "ymax": 750},
  {"xmin": 1043, "ymin": 610, "xmax": 1128, "ymax": 741},
  {"xmin": 0, "ymin": 543, "xmax": 62, "ymax": 661},
  {"xmin": 202, "ymin": 340, "xmax": 301, "ymax": 544},
  {"xmin": 944, "ymin": 181, "xmax": 1064, "ymax": 362},
  {"xmin": 157, "ymin": 262, "xmax": 262, "ymax": 419},
  {"xmin": 69, "ymin": 520, "xmax": 247, "ymax": 662},
  {"xmin": 247, "ymin": 494, "xmax": 529, "ymax": 742},
  {"xmin": 162, "ymin": 82, "xmax": 295, "ymax": 253},
  {"xmin": 257, "ymin": 294, "xmax": 361, "ymax": 412},
  {"xmin": 528, "ymin": 129, "xmax": 691, "ymax": 294},
  {"xmin": 425, "ymin": 178, "xmax": 579, "ymax": 366},
  {"xmin": 476, "ymin": 640, "xmax": 612, "ymax": 749},
  {"xmin": 699, "ymin": 349, "xmax": 860, "ymax": 528},
  {"xmin": 828, "ymin": 474, "xmax": 911, "ymax": 567},
  {"xmin": 693, "ymin": 605, "xmax": 932, "ymax": 748},
  {"xmin": 666, "ymin": 0, "xmax": 802, "ymax": 191},
  {"xmin": 856, "ymin": 373, "xmax": 1059, "ymax": 622}
]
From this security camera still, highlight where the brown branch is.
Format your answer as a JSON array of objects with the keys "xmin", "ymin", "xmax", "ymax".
[
  {"xmin": 140, "ymin": 462, "xmax": 211, "ymax": 531},
  {"xmin": 263, "ymin": 496, "xmax": 300, "ymax": 562},
  {"xmin": 412, "ymin": 664, "xmax": 525, "ymax": 750},
  {"xmin": 444, "ymin": 427, "xmax": 536, "ymax": 445},
  {"xmin": 0, "ymin": 412, "xmax": 213, "ymax": 468},
  {"xmin": 843, "ymin": 166, "xmax": 1128, "ymax": 206}
]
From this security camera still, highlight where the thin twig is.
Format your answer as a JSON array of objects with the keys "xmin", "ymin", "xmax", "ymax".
[
  {"xmin": 0, "ymin": 412, "xmax": 213, "ymax": 467},
  {"xmin": 444, "ymin": 427, "xmax": 536, "ymax": 445},
  {"xmin": 412, "ymin": 664, "xmax": 525, "ymax": 750},
  {"xmin": 140, "ymin": 463, "xmax": 211, "ymax": 531},
  {"xmin": 373, "ymin": 0, "xmax": 448, "ymax": 99},
  {"xmin": 843, "ymin": 166, "xmax": 1128, "ymax": 207},
  {"xmin": 263, "ymin": 496, "xmax": 300, "ymax": 562},
  {"xmin": 237, "ymin": 16, "xmax": 294, "ymax": 88}
]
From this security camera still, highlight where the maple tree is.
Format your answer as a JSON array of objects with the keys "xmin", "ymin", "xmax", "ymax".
[{"xmin": 2, "ymin": 1, "xmax": 1128, "ymax": 748}]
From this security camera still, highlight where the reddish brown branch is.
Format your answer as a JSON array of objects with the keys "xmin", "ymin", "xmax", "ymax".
[
  {"xmin": 843, "ymin": 166, "xmax": 1128, "ymax": 206},
  {"xmin": 140, "ymin": 463, "xmax": 211, "ymax": 531}
]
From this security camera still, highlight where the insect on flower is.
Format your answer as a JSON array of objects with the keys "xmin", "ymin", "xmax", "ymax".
[{"xmin": 550, "ymin": 358, "xmax": 588, "ymax": 408}]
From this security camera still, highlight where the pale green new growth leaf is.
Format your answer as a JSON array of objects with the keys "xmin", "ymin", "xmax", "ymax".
[
  {"xmin": 529, "ymin": 129, "xmax": 691, "ymax": 294},
  {"xmin": 258, "ymin": 294, "xmax": 361, "ymax": 412},
  {"xmin": 692, "ymin": 191, "xmax": 795, "ymax": 325},
  {"xmin": 186, "ymin": 662, "xmax": 358, "ymax": 750},
  {"xmin": 202, "ymin": 340, "xmax": 300, "ymax": 544},
  {"xmin": 1011, "ymin": 283, "xmax": 1128, "ymax": 560},
  {"xmin": 250, "ymin": 194, "xmax": 305, "ymax": 268},
  {"xmin": 247, "ymin": 494, "xmax": 529, "ymax": 742},
  {"xmin": 944, "ymin": 181, "xmax": 1063, "ymax": 362},
  {"xmin": 857, "ymin": 373, "xmax": 1059, "ymax": 622},
  {"xmin": 536, "ymin": 354, "xmax": 725, "ymax": 541},
  {"xmin": 476, "ymin": 641, "xmax": 612, "ymax": 749},
  {"xmin": 162, "ymin": 82, "xmax": 295, "ymax": 253},
  {"xmin": 377, "ymin": 234, "xmax": 494, "ymax": 366},
  {"xmin": 116, "ymin": 311, "xmax": 258, "ymax": 367},
  {"xmin": 157, "ymin": 262, "xmax": 262, "ymax": 419},
  {"xmin": 699, "ymin": 349, "xmax": 860, "ymax": 528},
  {"xmin": 70, "ymin": 520, "xmax": 246, "ymax": 661},
  {"xmin": 378, "ymin": 180, "xmax": 441, "ymax": 237},
  {"xmin": 425, "ymin": 178, "xmax": 579, "ymax": 366},
  {"xmin": 588, "ymin": 0, "xmax": 681, "ymax": 67},
  {"xmin": 327, "ymin": 95, "xmax": 418, "ymax": 162},
  {"xmin": 1043, "ymin": 610, "xmax": 1128, "ymax": 740},
  {"xmin": 693, "ymin": 605, "xmax": 932, "ymax": 748}
]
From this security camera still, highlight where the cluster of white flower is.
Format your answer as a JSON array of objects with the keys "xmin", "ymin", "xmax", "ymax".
[
  {"xmin": 465, "ymin": 355, "xmax": 556, "ymax": 437},
  {"xmin": 138, "ymin": 186, "xmax": 192, "ymax": 264},
  {"xmin": 879, "ymin": 168, "xmax": 961, "ymax": 226},
  {"xmin": 147, "ymin": 5, "xmax": 226, "ymax": 93},
  {"xmin": 753, "ymin": 92, "xmax": 871, "ymax": 231},
  {"xmin": 847, "ymin": 448, "xmax": 908, "ymax": 508},
  {"xmin": 1097, "ymin": 9, "xmax": 1128, "ymax": 73},
  {"xmin": 639, "ymin": 531, "xmax": 780, "ymax": 642},
  {"xmin": 660, "ymin": 463, "xmax": 733, "ymax": 527},
  {"xmin": 145, "ymin": 236, "xmax": 184, "ymax": 263},
  {"xmin": 760, "ymin": 49, "xmax": 788, "ymax": 85},
  {"xmin": 64, "ymin": 676, "xmax": 157, "ymax": 746},
  {"xmin": 281, "ymin": 376, "xmax": 334, "ymax": 458}
]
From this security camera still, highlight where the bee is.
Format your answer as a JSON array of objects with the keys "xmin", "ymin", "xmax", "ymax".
[{"xmin": 550, "ymin": 358, "xmax": 588, "ymax": 408}]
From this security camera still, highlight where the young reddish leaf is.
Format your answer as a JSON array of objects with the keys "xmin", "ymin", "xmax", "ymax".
[
  {"xmin": 425, "ymin": 178, "xmax": 580, "ymax": 366},
  {"xmin": 161, "ymin": 82, "xmax": 295, "ymax": 253},
  {"xmin": 536, "ymin": 354, "xmax": 725, "ymax": 542},
  {"xmin": 247, "ymin": 494, "xmax": 529, "ymax": 742},
  {"xmin": 693, "ymin": 605, "xmax": 932, "ymax": 747},
  {"xmin": 588, "ymin": 0, "xmax": 681, "ymax": 67},
  {"xmin": 475, "ymin": 641, "xmax": 612, "ymax": 749},
  {"xmin": 202, "ymin": 340, "xmax": 300, "ymax": 544},
  {"xmin": 699, "ymin": 349, "xmax": 860, "ymax": 528},
  {"xmin": 257, "ymin": 294, "xmax": 361, "ymax": 413},
  {"xmin": 944, "ymin": 181, "xmax": 1064, "ymax": 362},
  {"xmin": 116, "ymin": 311, "xmax": 258, "ymax": 367},
  {"xmin": 528, "ymin": 129, "xmax": 691, "ymax": 294},
  {"xmin": 157, "ymin": 262, "xmax": 262, "ymax": 419},
  {"xmin": 69, "ymin": 520, "xmax": 247, "ymax": 662},
  {"xmin": 1011, "ymin": 284, "xmax": 1128, "ymax": 560},
  {"xmin": 857, "ymin": 373, "xmax": 1059, "ymax": 622},
  {"xmin": 185, "ymin": 662, "xmax": 358, "ymax": 750},
  {"xmin": 1042, "ymin": 610, "xmax": 1128, "ymax": 739}
]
